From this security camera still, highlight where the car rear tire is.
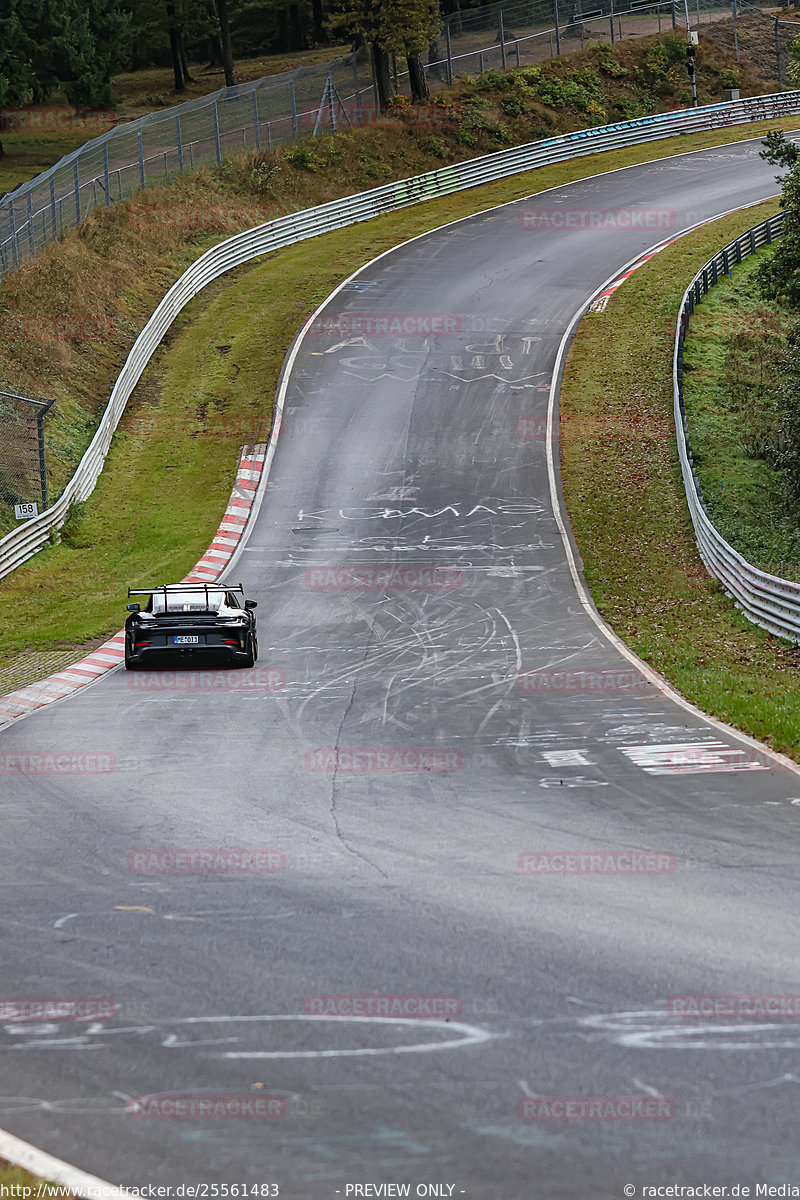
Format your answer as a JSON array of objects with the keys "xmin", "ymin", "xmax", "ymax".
[
  {"xmin": 124, "ymin": 645, "xmax": 139, "ymax": 671},
  {"xmin": 240, "ymin": 632, "xmax": 257, "ymax": 668}
]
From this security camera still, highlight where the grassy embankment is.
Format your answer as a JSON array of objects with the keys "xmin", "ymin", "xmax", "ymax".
[
  {"xmin": 680, "ymin": 248, "xmax": 800, "ymax": 582},
  {"xmin": 560, "ymin": 199, "xmax": 800, "ymax": 761},
  {"xmin": 0, "ymin": 32, "xmax": 797, "ymax": 698}
]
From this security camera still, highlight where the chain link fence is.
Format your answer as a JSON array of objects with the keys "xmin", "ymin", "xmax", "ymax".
[
  {"xmin": 0, "ymin": 390, "xmax": 54, "ymax": 514},
  {"xmin": 2, "ymin": 0, "xmax": 799, "ymax": 284}
]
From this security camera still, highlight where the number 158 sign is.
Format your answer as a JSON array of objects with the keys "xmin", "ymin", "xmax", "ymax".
[{"xmin": 14, "ymin": 502, "xmax": 38, "ymax": 520}]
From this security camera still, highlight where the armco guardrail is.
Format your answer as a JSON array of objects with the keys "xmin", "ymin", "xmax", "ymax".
[
  {"xmin": 2, "ymin": 91, "xmax": 800, "ymax": 581},
  {"xmin": 0, "ymin": 0, "xmax": 791, "ymax": 284},
  {"xmin": 674, "ymin": 209, "xmax": 800, "ymax": 644}
]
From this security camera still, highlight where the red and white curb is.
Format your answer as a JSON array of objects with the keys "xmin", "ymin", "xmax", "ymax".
[{"xmin": 0, "ymin": 444, "xmax": 267, "ymax": 730}]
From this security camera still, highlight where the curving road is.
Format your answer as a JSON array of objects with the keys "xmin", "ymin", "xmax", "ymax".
[{"xmin": 3, "ymin": 135, "xmax": 800, "ymax": 1199}]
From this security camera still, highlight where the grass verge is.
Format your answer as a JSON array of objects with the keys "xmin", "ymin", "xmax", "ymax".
[
  {"xmin": 0, "ymin": 1161, "xmax": 59, "ymax": 1194},
  {"xmin": 560, "ymin": 198, "xmax": 800, "ymax": 761},
  {"xmin": 680, "ymin": 247, "xmax": 800, "ymax": 581},
  {"xmin": 2, "ymin": 119, "xmax": 800, "ymax": 692}
]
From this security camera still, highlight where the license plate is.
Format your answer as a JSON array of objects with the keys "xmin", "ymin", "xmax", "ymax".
[{"xmin": 174, "ymin": 635, "xmax": 199, "ymax": 645}]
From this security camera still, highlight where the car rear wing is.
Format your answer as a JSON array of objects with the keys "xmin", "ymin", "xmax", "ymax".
[{"xmin": 127, "ymin": 583, "xmax": 244, "ymax": 610}]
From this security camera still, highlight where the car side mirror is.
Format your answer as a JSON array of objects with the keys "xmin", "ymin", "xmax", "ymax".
[
  {"xmin": 127, "ymin": 603, "xmax": 140, "ymax": 613},
  {"xmin": 244, "ymin": 599, "xmax": 257, "ymax": 609}
]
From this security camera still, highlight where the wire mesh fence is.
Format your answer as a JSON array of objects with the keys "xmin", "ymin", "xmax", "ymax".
[
  {"xmin": 2, "ymin": 0, "xmax": 799, "ymax": 285},
  {"xmin": 0, "ymin": 390, "xmax": 54, "ymax": 514}
]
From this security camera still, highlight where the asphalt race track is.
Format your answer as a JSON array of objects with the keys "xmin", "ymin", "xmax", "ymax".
[{"xmin": 3, "ymin": 136, "xmax": 800, "ymax": 1199}]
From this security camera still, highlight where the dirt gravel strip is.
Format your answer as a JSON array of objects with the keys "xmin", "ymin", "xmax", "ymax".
[{"xmin": 0, "ymin": 443, "xmax": 267, "ymax": 731}]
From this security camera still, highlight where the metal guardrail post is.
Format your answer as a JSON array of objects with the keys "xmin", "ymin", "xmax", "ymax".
[
  {"xmin": 103, "ymin": 141, "xmax": 111, "ymax": 204},
  {"xmin": 73, "ymin": 160, "xmax": 81, "ymax": 222},
  {"xmin": 252, "ymin": 92, "xmax": 261, "ymax": 150},
  {"xmin": 176, "ymin": 114, "xmax": 185, "ymax": 170},
  {"xmin": 732, "ymin": 0, "xmax": 740, "ymax": 60},
  {"xmin": 213, "ymin": 100, "xmax": 222, "ymax": 163},
  {"xmin": 8, "ymin": 199, "xmax": 19, "ymax": 270},
  {"xmin": 290, "ymin": 77, "xmax": 299, "ymax": 139},
  {"xmin": 36, "ymin": 398, "xmax": 56, "ymax": 510},
  {"xmin": 353, "ymin": 59, "xmax": 364, "ymax": 122}
]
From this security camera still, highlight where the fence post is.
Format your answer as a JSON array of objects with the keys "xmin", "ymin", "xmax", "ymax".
[
  {"xmin": 290, "ymin": 76, "xmax": 299, "ymax": 138},
  {"xmin": 27, "ymin": 192, "xmax": 34, "ymax": 253},
  {"xmin": 73, "ymin": 159, "xmax": 81, "ymax": 222},
  {"xmin": 252, "ymin": 91, "xmax": 261, "ymax": 149},
  {"xmin": 353, "ymin": 58, "xmax": 364, "ymax": 123},
  {"xmin": 672, "ymin": 0, "xmax": 676, "ymax": 27},
  {"xmin": 554, "ymin": 0, "xmax": 561, "ymax": 55},
  {"xmin": 213, "ymin": 99, "xmax": 222, "ymax": 163},
  {"xmin": 49, "ymin": 176, "xmax": 57, "ymax": 236},
  {"xmin": 37, "ymin": 412, "xmax": 48, "ymax": 510},
  {"xmin": 499, "ymin": 10, "xmax": 507, "ymax": 69},
  {"xmin": 137, "ymin": 130, "xmax": 145, "ymax": 187},
  {"xmin": 103, "ymin": 140, "xmax": 111, "ymax": 203},
  {"xmin": 176, "ymin": 114, "xmax": 185, "ymax": 170},
  {"xmin": 445, "ymin": 22, "xmax": 454, "ymax": 85},
  {"xmin": 610, "ymin": 0, "xmax": 615, "ymax": 42},
  {"xmin": 776, "ymin": 16, "xmax": 783, "ymax": 86},
  {"xmin": 731, "ymin": 0, "xmax": 739, "ymax": 59}
]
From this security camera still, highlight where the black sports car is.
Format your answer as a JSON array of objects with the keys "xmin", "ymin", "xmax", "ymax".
[{"xmin": 124, "ymin": 583, "xmax": 258, "ymax": 670}]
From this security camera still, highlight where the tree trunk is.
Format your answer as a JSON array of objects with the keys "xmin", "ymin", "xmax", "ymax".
[
  {"xmin": 311, "ymin": 0, "xmax": 324, "ymax": 45},
  {"xmin": 179, "ymin": 37, "xmax": 193, "ymax": 84},
  {"xmin": 206, "ymin": 34, "xmax": 222, "ymax": 68},
  {"xmin": 215, "ymin": 0, "xmax": 237, "ymax": 86},
  {"xmin": 288, "ymin": 3, "xmax": 306, "ymax": 51},
  {"xmin": 0, "ymin": 137, "xmax": 5, "ymax": 161},
  {"xmin": 372, "ymin": 43, "xmax": 392, "ymax": 108},
  {"xmin": 427, "ymin": 36, "xmax": 444, "ymax": 82},
  {"xmin": 166, "ymin": 1, "xmax": 185, "ymax": 91},
  {"xmin": 407, "ymin": 52, "xmax": 430, "ymax": 102}
]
